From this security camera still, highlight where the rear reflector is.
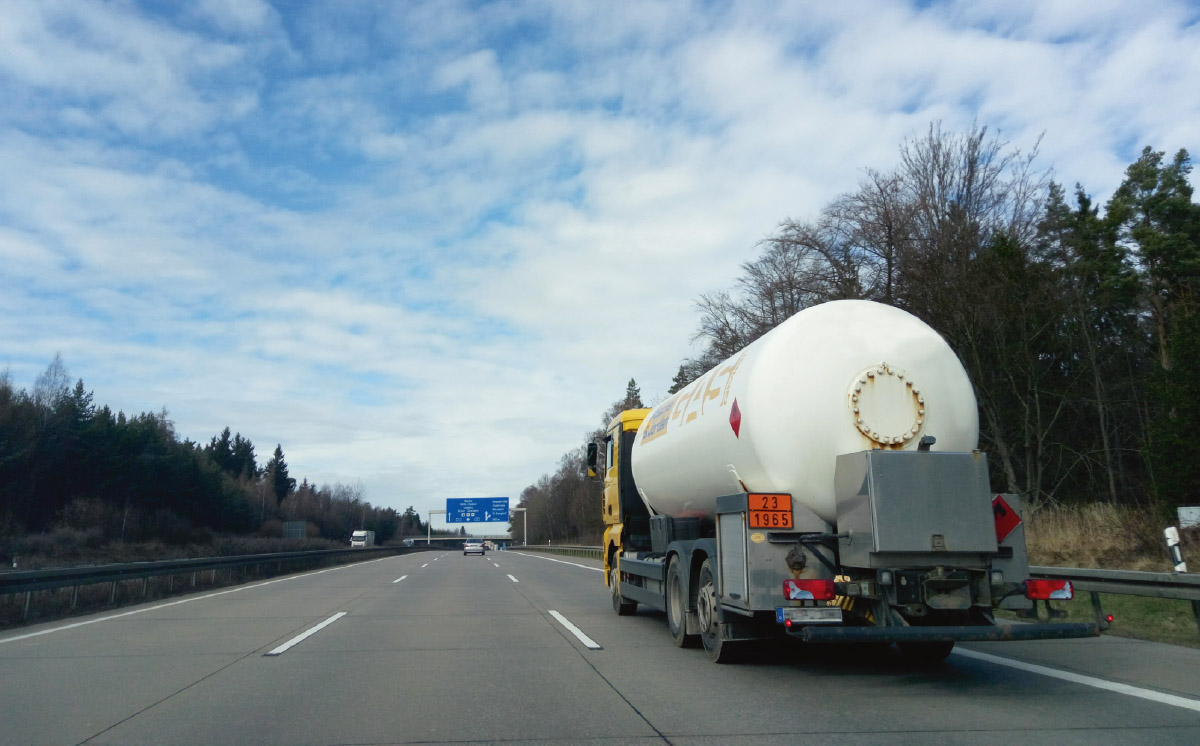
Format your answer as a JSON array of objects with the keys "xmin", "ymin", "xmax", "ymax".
[
  {"xmin": 783, "ymin": 579, "xmax": 836, "ymax": 601},
  {"xmin": 1024, "ymin": 579, "xmax": 1073, "ymax": 600}
]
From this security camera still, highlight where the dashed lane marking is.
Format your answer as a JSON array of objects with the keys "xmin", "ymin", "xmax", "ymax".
[
  {"xmin": 264, "ymin": 612, "xmax": 346, "ymax": 656},
  {"xmin": 548, "ymin": 610, "xmax": 601, "ymax": 650}
]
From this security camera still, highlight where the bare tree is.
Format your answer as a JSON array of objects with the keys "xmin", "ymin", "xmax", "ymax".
[{"xmin": 826, "ymin": 168, "xmax": 915, "ymax": 305}]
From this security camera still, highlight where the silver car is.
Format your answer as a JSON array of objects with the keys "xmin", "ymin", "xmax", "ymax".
[{"xmin": 463, "ymin": 539, "xmax": 485, "ymax": 555}]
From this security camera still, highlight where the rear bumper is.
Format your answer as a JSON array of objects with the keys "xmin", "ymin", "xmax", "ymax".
[{"xmin": 793, "ymin": 621, "xmax": 1099, "ymax": 643}]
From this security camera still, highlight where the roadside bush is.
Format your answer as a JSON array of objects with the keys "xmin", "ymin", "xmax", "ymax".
[
  {"xmin": 212, "ymin": 535, "xmax": 341, "ymax": 555},
  {"xmin": 11, "ymin": 527, "xmax": 105, "ymax": 567},
  {"xmin": 59, "ymin": 497, "xmax": 121, "ymax": 538},
  {"xmin": 1, "ymin": 532, "xmax": 344, "ymax": 570},
  {"xmin": 148, "ymin": 509, "xmax": 212, "ymax": 545}
]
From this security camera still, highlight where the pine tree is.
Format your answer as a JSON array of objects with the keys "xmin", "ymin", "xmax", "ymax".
[
  {"xmin": 667, "ymin": 365, "xmax": 690, "ymax": 394},
  {"xmin": 230, "ymin": 433, "xmax": 257, "ymax": 479},
  {"xmin": 622, "ymin": 378, "xmax": 643, "ymax": 409},
  {"xmin": 206, "ymin": 427, "xmax": 234, "ymax": 473},
  {"xmin": 266, "ymin": 444, "xmax": 296, "ymax": 506},
  {"xmin": 1107, "ymin": 147, "xmax": 1200, "ymax": 506}
]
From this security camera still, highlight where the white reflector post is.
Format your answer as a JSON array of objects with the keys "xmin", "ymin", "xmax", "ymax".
[{"xmin": 1165, "ymin": 527, "xmax": 1188, "ymax": 573}]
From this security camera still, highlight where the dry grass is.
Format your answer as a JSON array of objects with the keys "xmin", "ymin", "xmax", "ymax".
[{"xmin": 1024, "ymin": 503, "xmax": 1198, "ymax": 571}]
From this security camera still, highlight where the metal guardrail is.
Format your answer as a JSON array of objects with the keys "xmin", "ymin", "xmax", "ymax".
[
  {"xmin": 515, "ymin": 545, "xmax": 602, "ymax": 560},
  {"xmin": 1029, "ymin": 565, "xmax": 1200, "ymax": 601},
  {"xmin": 0, "ymin": 546, "xmax": 423, "ymax": 621},
  {"xmin": 1, "ymin": 547, "xmax": 400, "ymax": 593},
  {"xmin": 1031, "ymin": 565, "xmax": 1200, "ymax": 640}
]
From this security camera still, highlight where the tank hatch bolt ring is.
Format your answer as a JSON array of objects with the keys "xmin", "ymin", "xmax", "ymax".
[{"xmin": 848, "ymin": 363, "xmax": 925, "ymax": 447}]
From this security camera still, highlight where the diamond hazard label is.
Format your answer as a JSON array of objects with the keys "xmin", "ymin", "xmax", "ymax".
[
  {"xmin": 730, "ymin": 399, "xmax": 742, "ymax": 438},
  {"xmin": 993, "ymin": 494, "xmax": 1021, "ymax": 543}
]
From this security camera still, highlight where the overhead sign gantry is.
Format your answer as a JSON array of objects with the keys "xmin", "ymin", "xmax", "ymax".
[
  {"xmin": 446, "ymin": 497, "xmax": 509, "ymax": 523},
  {"xmin": 427, "ymin": 497, "xmax": 524, "ymax": 545}
]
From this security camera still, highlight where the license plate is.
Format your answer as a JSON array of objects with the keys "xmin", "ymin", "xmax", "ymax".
[{"xmin": 776, "ymin": 606, "xmax": 843, "ymax": 624}]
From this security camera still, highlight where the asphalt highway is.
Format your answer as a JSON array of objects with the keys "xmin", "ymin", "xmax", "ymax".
[{"xmin": 2, "ymin": 549, "xmax": 1199, "ymax": 745}]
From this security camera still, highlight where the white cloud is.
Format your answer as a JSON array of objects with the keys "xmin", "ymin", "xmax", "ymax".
[
  {"xmin": 0, "ymin": 2, "xmax": 258, "ymax": 139},
  {"xmin": 191, "ymin": 0, "xmax": 277, "ymax": 35},
  {"xmin": 433, "ymin": 49, "xmax": 510, "ymax": 114},
  {"xmin": 1, "ymin": 0, "xmax": 1197, "ymax": 528}
]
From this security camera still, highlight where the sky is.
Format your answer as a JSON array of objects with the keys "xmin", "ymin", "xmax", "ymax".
[{"xmin": 2, "ymin": 0, "xmax": 1198, "ymax": 532}]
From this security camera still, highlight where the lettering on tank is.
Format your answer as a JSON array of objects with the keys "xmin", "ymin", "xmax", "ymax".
[{"xmin": 642, "ymin": 352, "xmax": 747, "ymax": 444}]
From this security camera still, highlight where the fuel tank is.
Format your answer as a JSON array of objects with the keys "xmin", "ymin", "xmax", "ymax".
[{"xmin": 630, "ymin": 300, "xmax": 979, "ymax": 525}]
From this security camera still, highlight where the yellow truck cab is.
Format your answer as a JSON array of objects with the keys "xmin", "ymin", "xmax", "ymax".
[{"xmin": 593, "ymin": 408, "xmax": 651, "ymax": 615}]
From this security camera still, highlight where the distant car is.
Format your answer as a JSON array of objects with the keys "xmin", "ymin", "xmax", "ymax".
[{"xmin": 463, "ymin": 539, "xmax": 485, "ymax": 555}]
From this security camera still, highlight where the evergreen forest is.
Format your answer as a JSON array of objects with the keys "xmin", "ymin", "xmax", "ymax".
[{"xmin": 0, "ymin": 356, "xmax": 429, "ymax": 560}]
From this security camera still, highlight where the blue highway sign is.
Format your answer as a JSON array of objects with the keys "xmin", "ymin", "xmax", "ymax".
[{"xmin": 446, "ymin": 497, "xmax": 510, "ymax": 523}]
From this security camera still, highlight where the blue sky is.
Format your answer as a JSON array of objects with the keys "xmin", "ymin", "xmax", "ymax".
[{"xmin": 2, "ymin": 0, "xmax": 1198, "ymax": 530}]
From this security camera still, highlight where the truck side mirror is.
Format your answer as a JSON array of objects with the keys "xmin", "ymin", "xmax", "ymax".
[{"xmin": 586, "ymin": 442, "xmax": 598, "ymax": 478}]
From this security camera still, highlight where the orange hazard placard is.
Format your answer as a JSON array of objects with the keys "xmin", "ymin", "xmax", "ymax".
[{"xmin": 748, "ymin": 493, "xmax": 793, "ymax": 529}]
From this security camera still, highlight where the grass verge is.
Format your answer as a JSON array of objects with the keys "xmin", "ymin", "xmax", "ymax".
[
  {"xmin": 999, "ymin": 595, "xmax": 1199, "ymax": 649},
  {"xmin": 1011, "ymin": 502, "xmax": 1200, "ymax": 648}
]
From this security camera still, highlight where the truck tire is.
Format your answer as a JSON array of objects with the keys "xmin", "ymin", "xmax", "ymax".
[
  {"xmin": 696, "ymin": 559, "xmax": 742, "ymax": 663},
  {"xmin": 666, "ymin": 559, "xmax": 699, "ymax": 648},
  {"xmin": 611, "ymin": 566, "xmax": 637, "ymax": 616},
  {"xmin": 897, "ymin": 640, "xmax": 954, "ymax": 663}
]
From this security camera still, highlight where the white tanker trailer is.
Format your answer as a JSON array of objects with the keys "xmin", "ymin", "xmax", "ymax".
[{"xmin": 588, "ymin": 300, "xmax": 1098, "ymax": 663}]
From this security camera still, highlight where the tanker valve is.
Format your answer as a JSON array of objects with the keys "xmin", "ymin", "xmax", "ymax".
[{"xmin": 785, "ymin": 543, "xmax": 807, "ymax": 573}]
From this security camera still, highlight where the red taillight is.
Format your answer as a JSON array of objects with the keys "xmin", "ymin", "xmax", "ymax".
[
  {"xmin": 783, "ymin": 579, "xmax": 837, "ymax": 601},
  {"xmin": 1024, "ymin": 579, "xmax": 1073, "ymax": 600}
]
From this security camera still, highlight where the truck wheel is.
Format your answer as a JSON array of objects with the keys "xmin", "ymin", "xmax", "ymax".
[
  {"xmin": 666, "ymin": 559, "xmax": 699, "ymax": 648},
  {"xmin": 696, "ymin": 559, "xmax": 742, "ymax": 663},
  {"xmin": 897, "ymin": 640, "xmax": 954, "ymax": 663},
  {"xmin": 611, "ymin": 566, "xmax": 637, "ymax": 616}
]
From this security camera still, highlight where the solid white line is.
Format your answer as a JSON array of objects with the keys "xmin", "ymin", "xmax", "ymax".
[
  {"xmin": 507, "ymin": 574, "xmax": 519, "ymax": 583},
  {"xmin": 510, "ymin": 551, "xmax": 604, "ymax": 572},
  {"xmin": 953, "ymin": 648, "xmax": 1200, "ymax": 713},
  {"xmin": 392, "ymin": 575, "xmax": 408, "ymax": 584},
  {"xmin": 0, "ymin": 555, "xmax": 395, "ymax": 645},
  {"xmin": 264, "ymin": 612, "xmax": 346, "ymax": 656},
  {"xmin": 548, "ymin": 610, "xmax": 602, "ymax": 650}
]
